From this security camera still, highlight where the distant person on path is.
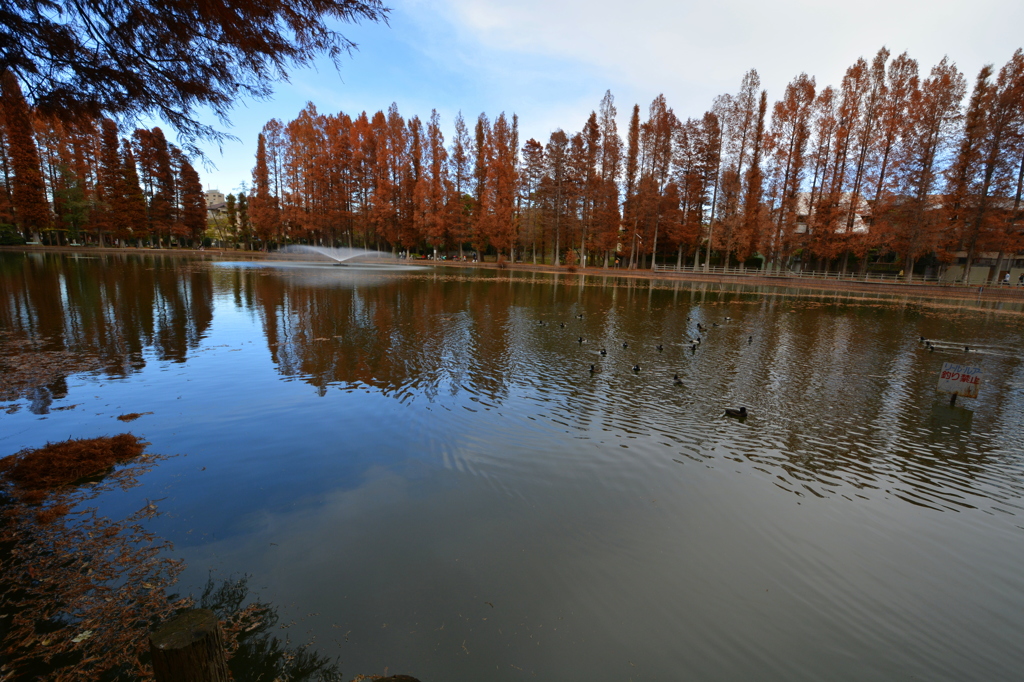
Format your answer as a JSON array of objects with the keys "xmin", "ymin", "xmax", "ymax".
[
  {"xmin": 1004, "ymin": 272, "xmax": 1011, "ymax": 285},
  {"xmin": 1019, "ymin": 273, "xmax": 1024, "ymax": 287}
]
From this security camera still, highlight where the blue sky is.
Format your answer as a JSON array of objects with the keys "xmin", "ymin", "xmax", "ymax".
[{"xmin": 190, "ymin": 0, "xmax": 1024, "ymax": 195}]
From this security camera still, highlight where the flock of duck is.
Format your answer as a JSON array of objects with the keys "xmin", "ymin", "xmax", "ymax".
[
  {"xmin": 540, "ymin": 312, "xmax": 749, "ymax": 420},
  {"xmin": 919, "ymin": 336, "xmax": 981, "ymax": 354}
]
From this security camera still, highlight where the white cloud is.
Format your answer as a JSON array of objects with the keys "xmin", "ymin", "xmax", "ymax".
[
  {"xmin": 196, "ymin": 0, "xmax": 1024, "ymax": 192},
  {"xmin": 436, "ymin": 0, "xmax": 1023, "ymax": 114}
]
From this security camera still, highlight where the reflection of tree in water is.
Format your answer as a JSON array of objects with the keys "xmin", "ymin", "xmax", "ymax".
[
  {"xmin": 0, "ymin": 253, "xmax": 214, "ymax": 412},
  {"xmin": 0, "ymin": 446, "xmax": 186, "ymax": 679},
  {"xmin": 0, "ymin": 442, "xmax": 342, "ymax": 681},
  {"xmin": 252, "ymin": 272, "xmax": 518, "ymax": 404},
  {"xmin": 199, "ymin": 575, "xmax": 344, "ymax": 682},
  {"xmin": 249, "ymin": 268, "xmax": 1024, "ymax": 513},
  {"xmin": 248, "ymin": 271, "xmax": 678, "ymax": 405}
]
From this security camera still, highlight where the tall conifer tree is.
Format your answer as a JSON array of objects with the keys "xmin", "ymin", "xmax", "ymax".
[{"xmin": 0, "ymin": 70, "xmax": 49, "ymax": 238}]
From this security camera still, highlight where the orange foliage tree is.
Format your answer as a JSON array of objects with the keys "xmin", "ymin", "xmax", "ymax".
[{"xmin": 1, "ymin": 70, "xmax": 49, "ymax": 239}]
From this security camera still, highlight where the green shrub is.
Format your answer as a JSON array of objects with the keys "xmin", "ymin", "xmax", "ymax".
[{"xmin": 0, "ymin": 224, "xmax": 26, "ymax": 246}]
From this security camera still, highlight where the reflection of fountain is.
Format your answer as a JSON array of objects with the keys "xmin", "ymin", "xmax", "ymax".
[{"xmin": 280, "ymin": 245, "xmax": 395, "ymax": 265}]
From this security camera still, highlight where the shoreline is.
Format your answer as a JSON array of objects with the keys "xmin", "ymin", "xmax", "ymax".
[{"xmin": 5, "ymin": 244, "xmax": 1024, "ymax": 304}]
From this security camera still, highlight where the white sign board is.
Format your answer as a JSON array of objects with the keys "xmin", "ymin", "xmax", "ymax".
[{"xmin": 938, "ymin": 362, "xmax": 982, "ymax": 399}]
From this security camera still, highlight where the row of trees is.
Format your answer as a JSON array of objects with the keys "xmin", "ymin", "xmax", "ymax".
[
  {"xmin": 239, "ymin": 104, "xmax": 520, "ymax": 259},
  {"xmin": 0, "ymin": 71, "xmax": 206, "ymax": 247},
  {"xmin": 3, "ymin": 46, "xmax": 1023, "ymax": 279},
  {"xmin": 246, "ymin": 48, "xmax": 1024, "ymax": 280}
]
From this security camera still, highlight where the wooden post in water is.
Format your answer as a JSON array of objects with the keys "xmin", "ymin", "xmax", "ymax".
[{"xmin": 150, "ymin": 609, "xmax": 229, "ymax": 682}]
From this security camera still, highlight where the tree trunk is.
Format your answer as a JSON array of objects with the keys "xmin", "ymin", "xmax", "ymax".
[
  {"xmin": 989, "ymin": 250, "xmax": 1006, "ymax": 285},
  {"xmin": 905, "ymin": 255, "xmax": 916, "ymax": 282},
  {"xmin": 963, "ymin": 232, "xmax": 979, "ymax": 285},
  {"xmin": 650, "ymin": 215, "xmax": 660, "ymax": 271},
  {"xmin": 150, "ymin": 609, "xmax": 229, "ymax": 682},
  {"xmin": 554, "ymin": 223, "xmax": 560, "ymax": 266},
  {"xmin": 703, "ymin": 223, "xmax": 716, "ymax": 273}
]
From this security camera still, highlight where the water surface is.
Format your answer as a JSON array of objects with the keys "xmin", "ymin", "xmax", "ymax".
[{"xmin": 2, "ymin": 252, "xmax": 1023, "ymax": 680}]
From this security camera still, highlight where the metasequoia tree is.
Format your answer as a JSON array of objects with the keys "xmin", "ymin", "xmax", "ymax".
[
  {"xmin": 280, "ymin": 106, "xmax": 317, "ymax": 240},
  {"xmin": 673, "ymin": 112, "xmax": 720, "ymax": 268},
  {"xmin": 0, "ymin": 0, "xmax": 388, "ymax": 148},
  {"xmin": 149, "ymin": 128, "xmax": 176, "ymax": 246},
  {"xmin": 804, "ymin": 86, "xmax": 838, "ymax": 253},
  {"xmin": 94, "ymin": 118, "xmax": 122, "ymax": 245},
  {"xmin": 13, "ymin": 42, "xmax": 1024, "ymax": 271},
  {"xmin": 422, "ymin": 110, "xmax": 449, "ymax": 257},
  {"xmin": 401, "ymin": 113, "xmax": 422, "ymax": 251},
  {"xmin": 33, "ymin": 117, "xmax": 95, "ymax": 243},
  {"xmin": 362, "ymin": 111, "xmax": 390, "ymax": 249},
  {"xmin": 386, "ymin": 103, "xmax": 412, "ymax": 251},
  {"xmin": 866, "ymin": 52, "xmax": 919, "ymax": 252},
  {"xmin": 945, "ymin": 52, "xmax": 1024, "ymax": 282},
  {"xmin": 225, "ymin": 193, "xmax": 238, "ymax": 242},
  {"xmin": 29, "ymin": 113, "xmax": 69, "ymax": 243},
  {"xmin": 834, "ymin": 48, "xmax": 904, "ymax": 274},
  {"xmin": 207, "ymin": 48, "xmax": 1023, "ymax": 273},
  {"xmin": 578, "ymin": 111, "xmax": 600, "ymax": 266},
  {"xmin": 449, "ymin": 112, "xmax": 473, "ymax": 259},
  {"xmin": 469, "ymin": 113, "xmax": 490, "ymax": 252},
  {"xmin": 178, "ymin": 158, "xmax": 206, "ymax": 244},
  {"xmin": 802, "ymin": 57, "xmax": 872, "ymax": 270},
  {"xmin": 237, "ymin": 192, "xmax": 252, "ymax": 248},
  {"xmin": 701, "ymin": 109, "xmax": 725, "ymax": 272},
  {"xmin": 250, "ymin": 131, "xmax": 280, "ymax": 248},
  {"xmin": 738, "ymin": 90, "xmax": 768, "ymax": 263},
  {"xmin": 976, "ymin": 51, "xmax": 1024, "ymax": 283},
  {"xmin": 0, "ymin": 107, "xmax": 11, "ymax": 227},
  {"xmin": 887, "ymin": 58, "xmax": 965, "ymax": 278},
  {"xmin": 520, "ymin": 138, "xmax": 545, "ymax": 263},
  {"xmin": 118, "ymin": 141, "xmax": 148, "ymax": 245},
  {"xmin": 562, "ymin": 132, "xmax": 586, "ymax": 262},
  {"xmin": 325, "ymin": 112, "xmax": 356, "ymax": 246},
  {"xmin": 622, "ymin": 104, "xmax": 641, "ymax": 267},
  {"xmin": 263, "ymin": 118, "xmax": 286, "ymax": 206},
  {"xmin": 814, "ymin": 58, "xmax": 867, "ymax": 268},
  {"xmin": 16, "ymin": 107, "xmax": 205, "ymax": 247},
  {"xmin": 764, "ymin": 73, "xmax": 815, "ymax": 268},
  {"xmin": 593, "ymin": 90, "xmax": 623, "ymax": 266},
  {"xmin": 710, "ymin": 70, "xmax": 762, "ymax": 268},
  {"xmin": 638, "ymin": 95, "xmax": 676, "ymax": 270},
  {"xmin": 0, "ymin": 70, "xmax": 49, "ymax": 238},
  {"xmin": 480, "ymin": 113, "xmax": 519, "ymax": 257},
  {"xmin": 544, "ymin": 129, "xmax": 570, "ymax": 264}
]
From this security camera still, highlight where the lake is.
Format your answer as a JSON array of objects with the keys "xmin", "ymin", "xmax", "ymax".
[{"xmin": 2, "ymin": 251, "xmax": 1024, "ymax": 681}]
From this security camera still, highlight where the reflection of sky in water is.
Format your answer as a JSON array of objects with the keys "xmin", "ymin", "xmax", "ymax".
[
  {"xmin": 2, "ymin": 254, "xmax": 1024, "ymax": 681},
  {"xmin": 212, "ymin": 259, "xmax": 433, "ymax": 290}
]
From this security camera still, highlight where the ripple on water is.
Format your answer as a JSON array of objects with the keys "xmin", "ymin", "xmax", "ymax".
[{"xmin": 7, "ymin": 255, "xmax": 1024, "ymax": 680}]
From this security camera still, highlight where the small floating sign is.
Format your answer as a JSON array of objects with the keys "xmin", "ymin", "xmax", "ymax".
[{"xmin": 937, "ymin": 362, "xmax": 982, "ymax": 399}]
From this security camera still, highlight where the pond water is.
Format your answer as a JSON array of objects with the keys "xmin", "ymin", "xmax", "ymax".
[{"xmin": 2, "ymin": 251, "xmax": 1024, "ymax": 681}]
